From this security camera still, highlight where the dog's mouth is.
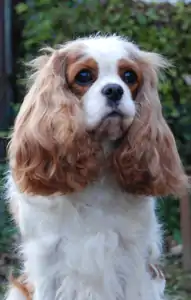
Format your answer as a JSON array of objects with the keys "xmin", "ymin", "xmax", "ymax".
[
  {"xmin": 105, "ymin": 111, "xmax": 124, "ymax": 119},
  {"xmin": 94, "ymin": 111, "xmax": 127, "ymax": 141},
  {"xmin": 89, "ymin": 109, "xmax": 134, "ymax": 143}
]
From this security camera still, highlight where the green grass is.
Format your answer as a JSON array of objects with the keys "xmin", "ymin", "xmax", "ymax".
[{"xmin": 165, "ymin": 259, "xmax": 191, "ymax": 300}]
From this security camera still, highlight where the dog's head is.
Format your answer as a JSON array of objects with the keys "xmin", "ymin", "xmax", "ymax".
[{"xmin": 9, "ymin": 35, "xmax": 188, "ymax": 196}]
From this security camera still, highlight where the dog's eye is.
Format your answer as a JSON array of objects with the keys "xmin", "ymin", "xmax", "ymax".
[
  {"xmin": 75, "ymin": 69, "xmax": 93, "ymax": 85},
  {"xmin": 123, "ymin": 70, "xmax": 137, "ymax": 85}
]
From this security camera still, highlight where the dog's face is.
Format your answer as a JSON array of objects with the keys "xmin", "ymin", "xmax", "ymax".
[
  {"xmin": 65, "ymin": 38, "xmax": 140, "ymax": 140},
  {"xmin": 9, "ymin": 36, "xmax": 188, "ymax": 196}
]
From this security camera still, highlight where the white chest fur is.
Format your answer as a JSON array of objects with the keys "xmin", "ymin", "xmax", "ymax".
[{"xmin": 7, "ymin": 175, "xmax": 163, "ymax": 300}]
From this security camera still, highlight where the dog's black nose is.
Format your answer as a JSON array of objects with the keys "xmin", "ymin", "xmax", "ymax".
[{"xmin": 102, "ymin": 84, "xmax": 124, "ymax": 104}]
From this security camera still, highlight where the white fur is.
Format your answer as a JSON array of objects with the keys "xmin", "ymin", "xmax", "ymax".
[
  {"xmin": 5, "ymin": 36, "xmax": 166, "ymax": 300},
  {"xmin": 6, "ymin": 173, "xmax": 165, "ymax": 300}
]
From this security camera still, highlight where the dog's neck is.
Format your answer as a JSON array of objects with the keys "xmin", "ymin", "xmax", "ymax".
[{"xmin": 101, "ymin": 138, "xmax": 123, "ymax": 157}]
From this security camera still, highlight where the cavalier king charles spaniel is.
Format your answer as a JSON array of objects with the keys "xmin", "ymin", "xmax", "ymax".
[{"xmin": 5, "ymin": 35, "xmax": 188, "ymax": 300}]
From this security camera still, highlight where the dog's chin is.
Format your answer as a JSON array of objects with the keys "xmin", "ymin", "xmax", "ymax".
[{"xmin": 94, "ymin": 112, "xmax": 133, "ymax": 142}]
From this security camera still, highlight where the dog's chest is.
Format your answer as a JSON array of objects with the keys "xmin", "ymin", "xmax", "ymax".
[
  {"xmin": 22, "ymin": 195, "xmax": 153, "ymax": 276},
  {"xmin": 16, "ymin": 183, "xmax": 159, "ymax": 300}
]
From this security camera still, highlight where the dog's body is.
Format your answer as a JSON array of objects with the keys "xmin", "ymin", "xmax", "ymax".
[
  {"xmin": 6, "ymin": 173, "xmax": 165, "ymax": 300},
  {"xmin": 5, "ymin": 35, "xmax": 187, "ymax": 300}
]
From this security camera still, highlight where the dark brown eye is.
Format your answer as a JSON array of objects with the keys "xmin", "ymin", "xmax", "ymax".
[
  {"xmin": 75, "ymin": 69, "xmax": 93, "ymax": 86},
  {"xmin": 123, "ymin": 70, "xmax": 138, "ymax": 85}
]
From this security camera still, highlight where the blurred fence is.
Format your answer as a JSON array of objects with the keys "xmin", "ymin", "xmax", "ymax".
[{"xmin": 0, "ymin": 0, "xmax": 21, "ymax": 160}]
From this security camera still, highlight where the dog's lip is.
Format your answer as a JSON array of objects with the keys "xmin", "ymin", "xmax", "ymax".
[
  {"xmin": 105, "ymin": 110, "xmax": 124, "ymax": 118},
  {"xmin": 88, "ymin": 110, "xmax": 125, "ymax": 134}
]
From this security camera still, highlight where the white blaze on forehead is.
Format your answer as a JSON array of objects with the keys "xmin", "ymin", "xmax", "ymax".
[{"xmin": 81, "ymin": 36, "xmax": 139, "ymax": 63}]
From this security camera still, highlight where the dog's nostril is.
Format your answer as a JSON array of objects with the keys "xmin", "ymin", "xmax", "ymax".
[
  {"xmin": 105, "ymin": 88, "xmax": 113, "ymax": 96},
  {"xmin": 102, "ymin": 84, "xmax": 124, "ymax": 102}
]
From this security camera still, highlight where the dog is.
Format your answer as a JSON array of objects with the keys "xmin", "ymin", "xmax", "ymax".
[{"xmin": 5, "ymin": 35, "xmax": 188, "ymax": 300}]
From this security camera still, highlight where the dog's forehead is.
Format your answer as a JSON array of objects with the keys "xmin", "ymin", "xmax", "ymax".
[{"xmin": 77, "ymin": 36, "xmax": 139, "ymax": 64}]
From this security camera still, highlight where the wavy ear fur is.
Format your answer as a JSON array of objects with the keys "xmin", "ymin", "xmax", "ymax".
[
  {"xmin": 113, "ymin": 51, "xmax": 188, "ymax": 197},
  {"xmin": 9, "ymin": 48, "xmax": 101, "ymax": 195}
]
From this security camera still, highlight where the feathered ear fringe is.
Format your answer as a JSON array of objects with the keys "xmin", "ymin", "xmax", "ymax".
[
  {"xmin": 9, "ymin": 48, "xmax": 102, "ymax": 196},
  {"xmin": 112, "ymin": 51, "xmax": 188, "ymax": 197}
]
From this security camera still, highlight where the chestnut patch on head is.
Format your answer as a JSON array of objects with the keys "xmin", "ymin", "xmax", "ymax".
[
  {"xmin": 66, "ymin": 58, "xmax": 98, "ymax": 97},
  {"xmin": 118, "ymin": 59, "xmax": 142, "ymax": 97}
]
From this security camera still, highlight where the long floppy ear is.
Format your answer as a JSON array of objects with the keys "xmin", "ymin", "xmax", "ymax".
[
  {"xmin": 9, "ymin": 48, "xmax": 101, "ymax": 195},
  {"xmin": 113, "ymin": 51, "xmax": 188, "ymax": 197}
]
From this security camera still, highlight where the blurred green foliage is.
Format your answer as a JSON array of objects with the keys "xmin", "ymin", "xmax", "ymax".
[
  {"xmin": 11, "ymin": 0, "xmax": 191, "ymax": 241},
  {"xmin": 0, "ymin": 164, "xmax": 15, "ymax": 252}
]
